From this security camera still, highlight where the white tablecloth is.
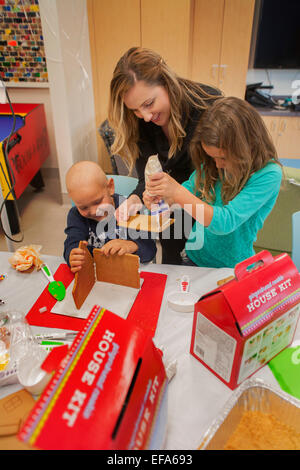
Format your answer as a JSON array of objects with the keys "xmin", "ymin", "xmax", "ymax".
[{"xmin": 0, "ymin": 251, "xmax": 298, "ymax": 450}]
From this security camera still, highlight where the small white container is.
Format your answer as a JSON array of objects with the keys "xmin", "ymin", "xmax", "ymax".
[
  {"xmin": 17, "ymin": 353, "xmax": 52, "ymax": 396},
  {"xmin": 167, "ymin": 291, "xmax": 199, "ymax": 313}
]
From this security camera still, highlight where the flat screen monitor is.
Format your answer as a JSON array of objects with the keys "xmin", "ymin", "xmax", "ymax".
[{"xmin": 254, "ymin": 0, "xmax": 300, "ymax": 69}]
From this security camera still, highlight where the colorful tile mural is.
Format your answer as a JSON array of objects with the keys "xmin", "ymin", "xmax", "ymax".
[{"xmin": 0, "ymin": 0, "xmax": 48, "ymax": 83}]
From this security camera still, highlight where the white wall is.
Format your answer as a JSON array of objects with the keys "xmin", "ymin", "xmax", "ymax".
[{"xmin": 39, "ymin": 0, "xmax": 98, "ymax": 194}]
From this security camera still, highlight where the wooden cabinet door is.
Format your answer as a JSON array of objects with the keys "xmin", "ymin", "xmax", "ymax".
[
  {"xmin": 87, "ymin": 0, "xmax": 256, "ymax": 170},
  {"xmin": 261, "ymin": 115, "xmax": 300, "ymax": 159},
  {"xmin": 190, "ymin": 0, "xmax": 224, "ymax": 87},
  {"xmin": 261, "ymin": 115, "xmax": 280, "ymax": 147},
  {"xmin": 220, "ymin": 0, "xmax": 255, "ymax": 98},
  {"xmin": 190, "ymin": 0, "xmax": 254, "ymax": 97},
  {"xmin": 141, "ymin": 0, "xmax": 193, "ymax": 78},
  {"xmin": 88, "ymin": 0, "xmax": 140, "ymax": 125},
  {"xmin": 276, "ymin": 117, "xmax": 300, "ymax": 159}
]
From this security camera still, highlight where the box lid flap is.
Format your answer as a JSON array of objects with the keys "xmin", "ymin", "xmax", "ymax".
[{"xmin": 221, "ymin": 251, "xmax": 300, "ymax": 336}]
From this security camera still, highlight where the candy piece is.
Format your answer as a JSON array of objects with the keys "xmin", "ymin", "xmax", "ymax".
[{"xmin": 9, "ymin": 245, "xmax": 43, "ymax": 272}]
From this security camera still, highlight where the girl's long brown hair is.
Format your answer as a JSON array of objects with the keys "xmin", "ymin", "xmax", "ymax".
[
  {"xmin": 108, "ymin": 47, "xmax": 220, "ymax": 173},
  {"xmin": 190, "ymin": 96, "xmax": 282, "ymax": 205}
]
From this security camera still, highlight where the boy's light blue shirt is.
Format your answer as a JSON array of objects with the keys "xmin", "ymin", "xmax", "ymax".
[{"xmin": 182, "ymin": 162, "xmax": 282, "ymax": 268}]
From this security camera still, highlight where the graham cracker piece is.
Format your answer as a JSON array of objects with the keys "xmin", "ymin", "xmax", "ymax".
[
  {"xmin": 0, "ymin": 389, "xmax": 35, "ymax": 450},
  {"xmin": 93, "ymin": 249, "xmax": 140, "ymax": 289},
  {"xmin": 117, "ymin": 213, "xmax": 174, "ymax": 233},
  {"xmin": 72, "ymin": 241, "xmax": 95, "ymax": 309}
]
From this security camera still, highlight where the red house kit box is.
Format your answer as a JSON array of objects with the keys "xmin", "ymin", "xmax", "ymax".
[
  {"xmin": 190, "ymin": 251, "xmax": 300, "ymax": 390},
  {"xmin": 19, "ymin": 306, "xmax": 168, "ymax": 450}
]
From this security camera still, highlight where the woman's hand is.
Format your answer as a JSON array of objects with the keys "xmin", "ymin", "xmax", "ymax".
[
  {"xmin": 69, "ymin": 240, "xmax": 88, "ymax": 273},
  {"xmin": 114, "ymin": 194, "xmax": 143, "ymax": 222},
  {"xmin": 145, "ymin": 172, "xmax": 182, "ymax": 205},
  {"xmin": 100, "ymin": 239, "xmax": 138, "ymax": 256}
]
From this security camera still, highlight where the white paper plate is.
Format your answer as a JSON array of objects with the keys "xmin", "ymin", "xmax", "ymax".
[
  {"xmin": 17, "ymin": 353, "xmax": 52, "ymax": 396},
  {"xmin": 167, "ymin": 291, "xmax": 199, "ymax": 313},
  {"xmin": 51, "ymin": 279, "xmax": 143, "ymax": 320}
]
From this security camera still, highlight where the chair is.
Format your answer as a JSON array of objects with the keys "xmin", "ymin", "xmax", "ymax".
[
  {"xmin": 98, "ymin": 119, "xmax": 138, "ymax": 177},
  {"xmin": 254, "ymin": 166, "xmax": 300, "ymax": 256},
  {"xmin": 292, "ymin": 211, "xmax": 300, "ymax": 271},
  {"xmin": 98, "ymin": 120, "xmax": 118, "ymax": 174},
  {"xmin": 107, "ymin": 174, "xmax": 138, "ymax": 197}
]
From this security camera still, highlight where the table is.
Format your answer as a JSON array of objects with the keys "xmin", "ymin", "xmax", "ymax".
[
  {"xmin": 0, "ymin": 104, "xmax": 50, "ymax": 234},
  {"xmin": 0, "ymin": 252, "xmax": 298, "ymax": 450}
]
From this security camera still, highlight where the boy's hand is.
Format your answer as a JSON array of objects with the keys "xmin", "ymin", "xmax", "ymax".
[
  {"xmin": 69, "ymin": 240, "xmax": 88, "ymax": 273},
  {"xmin": 100, "ymin": 239, "xmax": 138, "ymax": 257},
  {"xmin": 115, "ymin": 194, "xmax": 143, "ymax": 222}
]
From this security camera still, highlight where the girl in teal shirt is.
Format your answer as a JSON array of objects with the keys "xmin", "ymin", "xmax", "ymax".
[{"xmin": 143, "ymin": 97, "xmax": 282, "ymax": 268}]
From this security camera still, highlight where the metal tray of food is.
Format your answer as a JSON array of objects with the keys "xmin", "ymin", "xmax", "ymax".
[{"xmin": 198, "ymin": 378, "xmax": 300, "ymax": 450}]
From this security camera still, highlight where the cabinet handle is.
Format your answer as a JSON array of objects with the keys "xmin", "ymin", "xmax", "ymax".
[
  {"xmin": 278, "ymin": 120, "xmax": 286, "ymax": 136},
  {"xmin": 219, "ymin": 64, "xmax": 228, "ymax": 83},
  {"xmin": 211, "ymin": 64, "xmax": 218, "ymax": 79}
]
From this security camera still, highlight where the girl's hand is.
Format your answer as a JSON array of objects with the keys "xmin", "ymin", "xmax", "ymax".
[
  {"xmin": 69, "ymin": 240, "xmax": 88, "ymax": 273},
  {"xmin": 114, "ymin": 194, "xmax": 143, "ymax": 222},
  {"xmin": 100, "ymin": 239, "xmax": 138, "ymax": 256},
  {"xmin": 146, "ymin": 172, "xmax": 182, "ymax": 204},
  {"xmin": 142, "ymin": 190, "xmax": 161, "ymax": 210}
]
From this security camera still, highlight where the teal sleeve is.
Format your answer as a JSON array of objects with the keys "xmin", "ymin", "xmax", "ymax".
[
  {"xmin": 182, "ymin": 171, "xmax": 197, "ymax": 194},
  {"xmin": 208, "ymin": 164, "xmax": 282, "ymax": 235}
]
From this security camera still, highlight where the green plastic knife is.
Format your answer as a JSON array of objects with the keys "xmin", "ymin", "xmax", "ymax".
[{"xmin": 41, "ymin": 264, "xmax": 66, "ymax": 301}]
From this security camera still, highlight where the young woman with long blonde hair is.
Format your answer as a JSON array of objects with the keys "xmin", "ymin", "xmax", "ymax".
[{"xmin": 108, "ymin": 47, "xmax": 221, "ymax": 264}]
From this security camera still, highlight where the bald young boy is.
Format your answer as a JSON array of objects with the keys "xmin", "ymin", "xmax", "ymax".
[{"xmin": 64, "ymin": 161, "xmax": 156, "ymax": 273}]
